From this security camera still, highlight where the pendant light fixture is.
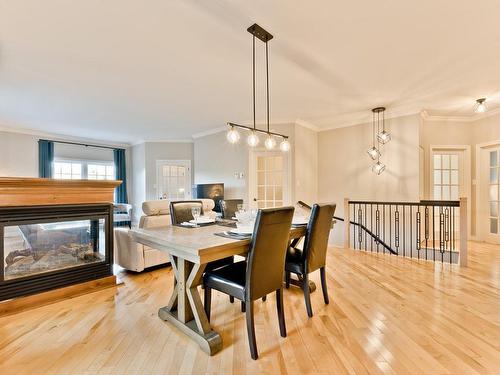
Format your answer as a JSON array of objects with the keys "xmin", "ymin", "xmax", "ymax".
[
  {"xmin": 227, "ymin": 24, "xmax": 289, "ymax": 151},
  {"xmin": 367, "ymin": 107, "xmax": 387, "ymax": 175},
  {"xmin": 474, "ymin": 98, "xmax": 487, "ymax": 113}
]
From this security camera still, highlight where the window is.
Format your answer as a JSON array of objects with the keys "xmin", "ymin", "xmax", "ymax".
[
  {"xmin": 88, "ymin": 164, "xmax": 115, "ymax": 180},
  {"xmin": 53, "ymin": 161, "xmax": 82, "ymax": 180},
  {"xmin": 256, "ymin": 155, "xmax": 284, "ymax": 209},
  {"xmin": 433, "ymin": 154, "xmax": 459, "ymax": 200},
  {"xmin": 53, "ymin": 159, "xmax": 115, "ymax": 180},
  {"xmin": 489, "ymin": 150, "xmax": 499, "ymax": 234}
]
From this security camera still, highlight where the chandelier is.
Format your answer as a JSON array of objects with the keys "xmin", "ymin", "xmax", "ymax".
[
  {"xmin": 367, "ymin": 107, "xmax": 390, "ymax": 174},
  {"xmin": 226, "ymin": 24, "xmax": 290, "ymax": 152}
]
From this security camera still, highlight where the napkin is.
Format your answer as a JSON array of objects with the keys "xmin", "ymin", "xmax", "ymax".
[{"xmin": 180, "ymin": 222, "xmax": 197, "ymax": 227}]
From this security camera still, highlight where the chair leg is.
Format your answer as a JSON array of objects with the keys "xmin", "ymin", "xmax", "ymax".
[
  {"xmin": 276, "ymin": 288, "xmax": 287, "ymax": 337},
  {"xmin": 262, "ymin": 295, "xmax": 267, "ymax": 302},
  {"xmin": 204, "ymin": 287, "xmax": 212, "ymax": 322},
  {"xmin": 303, "ymin": 273, "xmax": 313, "ymax": 317},
  {"xmin": 245, "ymin": 300, "xmax": 258, "ymax": 360},
  {"xmin": 229, "ymin": 296, "xmax": 234, "ymax": 303},
  {"xmin": 320, "ymin": 267, "xmax": 329, "ymax": 305},
  {"xmin": 285, "ymin": 271, "xmax": 291, "ymax": 289},
  {"xmin": 241, "ymin": 301, "xmax": 246, "ymax": 313}
]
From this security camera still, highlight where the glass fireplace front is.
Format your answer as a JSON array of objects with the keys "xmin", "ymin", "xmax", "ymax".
[{"xmin": 0, "ymin": 204, "xmax": 113, "ymax": 301}]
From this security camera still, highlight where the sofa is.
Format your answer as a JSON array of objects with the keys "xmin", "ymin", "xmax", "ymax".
[{"xmin": 114, "ymin": 199, "xmax": 216, "ymax": 272}]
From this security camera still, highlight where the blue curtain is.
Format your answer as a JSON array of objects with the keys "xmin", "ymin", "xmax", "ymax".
[
  {"xmin": 38, "ymin": 139, "xmax": 54, "ymax": 178},
  {"xmin": 113, "ymin": 148, "xmax": 128, "ymax": 203}
]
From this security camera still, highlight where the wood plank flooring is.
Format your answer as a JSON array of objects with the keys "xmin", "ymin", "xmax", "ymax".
[{"xmin": 0, "ymin": 242, "xmax": 499, "ymax": 375}]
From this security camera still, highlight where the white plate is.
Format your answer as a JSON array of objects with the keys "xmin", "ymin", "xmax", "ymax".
[
  {"xmin": 229, "ymin": 227, "xmax": 253, "ymax": 235},
  {"xmin": 292, "ymin": 217, "xmax": 308, "ymax": 225},
  {"xmin": 189, "ymin": 217, "xmax": 215, "ymax": 224}
]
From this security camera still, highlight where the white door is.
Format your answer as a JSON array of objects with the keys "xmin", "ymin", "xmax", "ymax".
[
  {"xmin": 479, "ymin": 145, "xmax": 500, "ymax": 244},
  {"xmin": 431, "ymin": 151, "xmax": 463, "ymax": 201},
  {"xmin": 249, "ymin": 151, "xmax": 289, "ymax": 209},
  {"xmin": 156, "ymin": 160, "xmax": 191, "ymax": 200}
]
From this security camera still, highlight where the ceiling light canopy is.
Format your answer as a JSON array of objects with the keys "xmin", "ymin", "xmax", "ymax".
[
  {"xmin": 226, "ymin": 24, "xmax": 289, "ymax": 152},
  {"xmin": 474, "ymin": 98, "xmax": 487, "ymax": 113}
]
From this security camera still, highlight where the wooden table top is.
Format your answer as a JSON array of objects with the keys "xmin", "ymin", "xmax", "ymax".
[{"xmin": 130, "ymin": 225, "xmax": 306, "ymax": 264}]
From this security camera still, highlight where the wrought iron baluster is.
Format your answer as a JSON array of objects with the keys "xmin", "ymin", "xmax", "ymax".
[
  {"xmin": 416, "ymin": 208, "xmax": 421, "ymax": 259},
  {"xmin": 364, "ymin": 204, "xmax": 367, "ymax": 251},
  {"xmin": 439, "ymin": 206, "xmax": 445, "ymax": 262},
  {"xmin": 402, "ymin": 206, "xmax": 406, "ymax": 257},
  {"xmin": 394, "ymin": 206, "xmax": 400, "ymax": 253},
  {"xmin": 358, "ymin": 206, "xmax": 363, "ymax": 249},
  {"xmin": 432, "ymin": 206, "xmax": 436, "ymax": 261},
  {"xmin": 425, "ymin": 206, "xmax": 429, "ymax": 261},
  {"xmin": 375, "ymin": 205, "xmax": 380, "ymax": 252}
]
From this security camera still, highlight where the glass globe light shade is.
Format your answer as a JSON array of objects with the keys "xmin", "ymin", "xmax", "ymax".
[
  {"xmin": 247, "ymin": 131, "xmax": 260, "ymax": 147},
  {"xmin": 226, "ymin": 127, "xmax": 240, "ymax": 144},
  {"xmin": 279, "ymin": 138, "xmax": 290, "ymax": 152},
  {"xmin": 264, "ymin": 135, "xmax": 276, "ymax": 150}
]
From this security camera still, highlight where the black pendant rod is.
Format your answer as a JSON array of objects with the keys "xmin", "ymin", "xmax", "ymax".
[
  {"xmin": 266, "ymin": 40, "xmax": 270, "ymax": 133},
  {"xmin": 252, "ymin": 35, "xmax": 256, "ymax": 130}
]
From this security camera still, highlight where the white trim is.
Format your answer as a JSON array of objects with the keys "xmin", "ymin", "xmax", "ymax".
[
  {"xmin": 475, "ymin": 139, "xmax": 500, "ymax": 242},
  {"xmin": 317, "ymin": 111, "xmax": 422, "ymax": 132},
  {"xmin": 0, "ymin": 122, "xmax": 131, "ymax": 148},
  {"xmin": 421, "ymin": 107, "xmax": 500, "ymax": 122},
  {"xmin": 429, "ymin": 145, "xmax": 472, "ymax": 237},
  {"xmin": 191, "ymin": 127, "xmax": 227, "ymax": 139},
  {"xmin": 295, "ymin": 119, "xmax": 320, "ymax": 132}
]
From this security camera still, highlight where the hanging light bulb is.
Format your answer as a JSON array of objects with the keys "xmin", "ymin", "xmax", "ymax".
[
  {"xmin": 372, "ymin": 161, "xmax": 386, "ymax": 175},
  {"xmin": 226, "ymin": 126, "xmax": 240, "ymax": 144},
  {"xmin": 247, "ymin": 131, "xmax": 260, "ymax": 147},
  {"xmin": 264, "ymin": 135, "xmax": 276, "ymax": 150},
  {"xmin": 474, "ymin": 98, "xmax": 487, "ymax": 113},
  {"xmin": 367, "ymin": 146, "xmax": 381, "ymax": 160},
  {"xmin": 279, "ymin": 138, "xmax": 290, "ymax": 152}
]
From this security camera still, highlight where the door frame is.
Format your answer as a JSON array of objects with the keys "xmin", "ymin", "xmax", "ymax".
[
  {"xmin": 248, "ymin": 148, "xmax": 292, "ymax": 209},
  {"xmin": 429, "ymin": 145, "xmax": 471, "ymax": 238},
  {"xmin": 155, "ymin": 159, "xmax": 192, "ymax": 200},
  {"xmin": 475, "ymin": 139, "xmax": 500, "ymax": 242}
]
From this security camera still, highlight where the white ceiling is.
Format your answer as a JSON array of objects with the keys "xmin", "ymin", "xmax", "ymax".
[{"xmin": 1, "ymin": 0, "xmax": 500, "ymax": 143}]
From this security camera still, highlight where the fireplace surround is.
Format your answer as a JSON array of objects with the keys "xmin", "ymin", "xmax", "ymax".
[{"xmin": 0, "ymin": 204, "xmax": 114, "ymax": 301}]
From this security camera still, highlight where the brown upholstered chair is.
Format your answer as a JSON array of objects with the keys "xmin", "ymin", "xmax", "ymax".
[
  {"xmin": 285, "ymin": 203, "xmax": 336, "ymax": 317},
  {"xmin": 220, "ymin": 199, "xmax": 244, "ymax": 219},
  {"xmin": 203, "ymin": 206, "xmax": 295, "ymax": 360}
]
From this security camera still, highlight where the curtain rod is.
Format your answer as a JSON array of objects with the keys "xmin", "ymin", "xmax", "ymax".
[{"xmin": 39, "ymin": 139, "xmax": 125, "ymax": 151}]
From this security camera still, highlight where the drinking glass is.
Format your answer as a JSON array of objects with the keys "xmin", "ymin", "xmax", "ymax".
[
  {"xmin": 191, "ymin": 207, "xmax": 201, "ymax": 227},
  {"xmin": 237, "ymin": 204, "xmax": 245, "ymax": 214}
]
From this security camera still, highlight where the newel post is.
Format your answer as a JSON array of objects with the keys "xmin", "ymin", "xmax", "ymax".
[
  {"xmin": 344, "ymin": 198, "xmax": 350, "ymax": 249},
  {"xmin": 459, "ymin": 197, "xmax": 468, "ymax": 267}
]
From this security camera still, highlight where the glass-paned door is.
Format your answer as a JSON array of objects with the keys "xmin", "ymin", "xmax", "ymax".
[
  {"xmin": 488, "ymin": 149, "xmax": 499, "ymax": 235},
  {"xmin": 432, "ymin": 153, "xmax": 460, "ymax": 200},
  {"xmin": 156, "ymin": 160, "xmax": 191, "ymax": 200},
  {"xmin": 250, "ymin": 151, "xmax": 288, "ymax": 209},
  {"xmin": 479, "ymin": 144, "xmax": 500, "ymax": 243}
]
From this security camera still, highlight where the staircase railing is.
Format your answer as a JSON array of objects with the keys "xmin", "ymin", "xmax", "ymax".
[
  {"xmin": 297, "ymin": 201, "xmax": 397, "ymax": 255},
  {"xmin": 342, "ymin": 198, "xmax": 468, "ymax": 265}
]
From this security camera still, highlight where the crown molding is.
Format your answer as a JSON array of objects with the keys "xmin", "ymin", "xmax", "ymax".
[
  {"xmin": 191, "ymin": 126, "xmax": 227, "ymax": 139},
  {"xmin": 294, "ymin": 119, "xmax": 320, "ymax": 132},
  {"xmin": 0, "ymin": 122, "xmax": 131, "ymax": 148},
  {"xmin": 317, "ymin": 111, "xmax": 422, "ymax": 132},
  {"xmin": 421, "ymin": 107, "xmax": 500, "ymax": 122}
]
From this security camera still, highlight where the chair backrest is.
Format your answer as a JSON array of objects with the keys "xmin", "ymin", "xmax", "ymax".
[
  {"xmin": 169, "ymin": 200, "xmax": 204, "ymax": 225},
  {"xmin": 303, "ymin": 203, "xmax": 336, "ymax": 272},
  {"xmin": 221, "ymin": 199, "xmax": 244, "ymax": 219},
  {"xmin": 245, "ymin": 206, "xmax": 294, "ymax": 300}
]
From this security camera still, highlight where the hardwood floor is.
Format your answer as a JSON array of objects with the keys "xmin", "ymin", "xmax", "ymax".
[{"xmin": 1, "ymin": 242, "xmax": 499, "ymax": 375}]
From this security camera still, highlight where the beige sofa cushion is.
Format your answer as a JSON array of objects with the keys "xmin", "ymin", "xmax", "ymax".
[{"xmin": 142, "ymin": 200, "xmax": 171, "ymax": 216}]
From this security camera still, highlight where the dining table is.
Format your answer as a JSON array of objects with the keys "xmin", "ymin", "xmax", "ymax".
[{"xmin": 129, "ymin": 223, "xmax": 307, "ymax": 355}]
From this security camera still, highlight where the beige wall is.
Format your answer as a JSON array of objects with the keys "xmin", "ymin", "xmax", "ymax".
[
  {"xmin": 0, "ymin": 131, "xmax": 39, "ymax": 177},
  {"xmin": 293, "ymin": 124, "xmax": 318, "ymax": 205},
  {"xmin": 318, "ymin": 114, "xmax": 421, "ymax": 245}
]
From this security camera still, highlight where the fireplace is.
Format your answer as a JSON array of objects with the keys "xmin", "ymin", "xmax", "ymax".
[{"xmin": 0, "ymin": 204, "xmax": 114, "ymax": 301}]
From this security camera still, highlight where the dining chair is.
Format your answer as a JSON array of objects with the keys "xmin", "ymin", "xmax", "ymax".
[
  {"xmin": 203, "ymin": 206, "xmax": 295, "ymax": 360},
  {"xmin": 169, "ymin": 200, "xmax": 204, "ymax": 224},
  {"xmin": 285, "ymin": 203, "xmax": 336, "ymax": 317},
  {"xmin": 220, "ymin": 199, "xmax": 244, "ymax": 219},
  {"xmin": 170, "ymin": 200, "xmax": 234, "ymax": 274}
]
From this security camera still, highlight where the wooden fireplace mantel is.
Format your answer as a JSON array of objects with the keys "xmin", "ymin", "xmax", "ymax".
[{"xmin": 0, "ymin": 177, "xmax": 121, "ymax": 206}]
